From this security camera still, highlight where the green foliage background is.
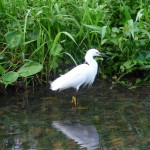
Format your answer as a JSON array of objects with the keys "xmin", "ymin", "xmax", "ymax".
[{"xmin": 0, "ymin": 0, "xmax": 150, "ymax": 88}]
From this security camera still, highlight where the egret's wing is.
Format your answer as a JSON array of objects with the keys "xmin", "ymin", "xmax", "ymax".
[{"xmin": 51, "ymin": 64, "xmax": 89, "ymax": 91}]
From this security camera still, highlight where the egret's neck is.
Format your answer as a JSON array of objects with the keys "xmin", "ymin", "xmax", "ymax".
[
  {"xmin": 85, "ymin": 54, "xmax": 98, "ymax": 84},
  {"xmin": 85, "ymin": 55, "xmax": 98, "ymax": 72},
  {"xmin": 85, "ymin": 54, "xmax": 94, "ymax": 64}
]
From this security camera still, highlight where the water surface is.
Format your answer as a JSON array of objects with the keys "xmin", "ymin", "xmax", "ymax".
[{"xmin": 0, "ymin": 80, "xmax": 150, "ymax": 150}]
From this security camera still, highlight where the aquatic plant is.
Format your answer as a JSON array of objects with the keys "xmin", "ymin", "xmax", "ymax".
[{"xmin": 0, "ymin": 0, "xmax": 150, "ymax": 90}]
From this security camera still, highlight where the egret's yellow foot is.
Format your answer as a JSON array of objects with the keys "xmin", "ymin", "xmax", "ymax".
[
  {"xmin": 71, "ymin": 96, "xmax": 88, "ymax": 110},
  {"xmin": 72, "ymin": 96, "xmax": 78, "ymax": 107}
]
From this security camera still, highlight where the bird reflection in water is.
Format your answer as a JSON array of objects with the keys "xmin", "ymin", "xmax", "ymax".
[{"xmin": 52, "ymin": 120, "xmax": 101, "ymax": 150}]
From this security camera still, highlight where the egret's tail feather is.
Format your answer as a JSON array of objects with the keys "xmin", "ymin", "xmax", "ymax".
[
  {"xmin": 50, "ymin": 77, "xmax": 64, "ymax": 91},
  {"xmin": 50, "ymin": 80, "xmax": 59, "ymax": 91}
]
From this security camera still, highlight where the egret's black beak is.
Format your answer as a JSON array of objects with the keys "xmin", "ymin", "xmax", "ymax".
[{"xmin": 100, "ymin": 53, "xmax": 110, "ymax": 58}]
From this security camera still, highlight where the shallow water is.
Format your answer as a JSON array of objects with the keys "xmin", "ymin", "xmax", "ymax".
[{"xmin": 0, "ymin": 80, "xmax": 150, "ymax": 150}]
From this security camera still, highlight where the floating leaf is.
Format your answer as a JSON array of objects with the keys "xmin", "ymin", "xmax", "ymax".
[
  {"xmin": 5, "ymin": 30, "xmax": 23, "ymax": 48},
  {"xmin": 18, "ymin": 61, "xmax": 43, "ymax": 77}
]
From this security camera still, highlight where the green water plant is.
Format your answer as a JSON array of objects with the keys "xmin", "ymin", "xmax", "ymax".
[
  {"xmin": 0, "ymin": 0, "xmax": 150, "ymax": 90},
  {"xmin": 0, "ymin": 61, "xmax": 43, "ymax": 87}
]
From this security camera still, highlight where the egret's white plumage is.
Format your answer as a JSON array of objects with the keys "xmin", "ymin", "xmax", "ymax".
[{"xmin": 50, "ymin": 49, "xmax": 101, "ymax": 91}]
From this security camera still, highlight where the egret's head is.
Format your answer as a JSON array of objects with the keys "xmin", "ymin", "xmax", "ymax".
[
  {"xmin": 86, "ymin": 49, "xmax": 100, "ymax": 57},
  {"xmin": 85, "ymin": 49, "xmax": 108, "ymax": 59}
]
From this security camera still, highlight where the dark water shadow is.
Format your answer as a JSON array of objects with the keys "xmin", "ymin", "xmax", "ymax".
[{"xmin": 0, "ymin": 80, "xmax": 150, "ymax": 149}]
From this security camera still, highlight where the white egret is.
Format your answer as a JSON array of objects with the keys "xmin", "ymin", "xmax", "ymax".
[{"xmin": 50, "ymin": 49, "xmax": 108, "ymax": 107}]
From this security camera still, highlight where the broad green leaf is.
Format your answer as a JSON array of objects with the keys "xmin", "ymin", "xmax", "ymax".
[
  {"xmin": 51, "ymin": 31, "xmax": 76, "ymax": 56},
  {"xmin": 136, "ymin": 9, "xmax": 143, "ymax": 22},
  {"xmin": 18, "ymin": 61, "xmax": 43, "ymax": 77},
  {"xmin": 36, "ymin": 10, "xmax": 43, "ymax": 15},
  {"xmin": 83, "ymin": 24, "xmax": 101, "ymax": 31},
  {"xmin": 63, "ymin": 52, "xmax": 78, "ymax": 66},
  {"xmin": 1, "ymin": 71, "xmax": 19, "ymax": 85},
  {"xmin": 136, "ymin": 53, "xmax": 145, "ymax": 61},
  {"xmin": 27, "ymin": 29, "xmax": 39, "ymax": 41},
  {"xmin": 110, "ymin": 39, "xmax": 118, "ymax": 45},
  {"xmin": 137, "ymin": 51, "xmax": 150, "ymax": 61},
  {"xmin": 62, "ymin": 31, "xmax": 77, "ymax": 45},
  {"xmin": 123, "ymin": 6, "xmax": 131, "ymax": 21},
  {"xmin": 112, "ymin": 27, "xmax": 120, "ymax": 33},
  {"xmin": 51, "ymin": 32, "xmax": 62, "ymax": 56},
  {"xmin": 51, "ymin": 58, "xmax": 59, "ymax": 69},
  {"xmin": 137, "ymin": 60, "xmax": 144, "ymax": 65},
  {"xmin": 54, "ymin": 3, "xmax": 60, "ymax": 13},
  {"xmin": 127, "ymin": 19, "xmax": 134, "ymax": 39},
  {"xmin": 127, "ymin": 19, "xmax": 134, "ymax": 28},
  {"xmin": 120, "ymin": 65, "xmax": 125, "ymax": 72},
  {"xmin": 141, "ymin": 29, "xmax": 150, "ymax": 40},
  {"xmin": 101, "ymin": 39, "xmax": 108, "ymax": 45},
  {"xmin": 0, "ymin": 65, "xmax": 5, "ymax": 75},
  {"xmin": 0, "ymin": 54, "xmax": 4, "ymax": 60},
  {"xmin": 123, "ymin": 60, "xmax": 133, "ymax": 69},
  {"xmin": 123, "ymin": 60, "xmax": 132, "ymax": 69},
  {"xmin": 135, "ymin": 78, "xmax": 142, "ymax": 84},
  {"xmin": 101, "ymin": 26, "xmax": 107, "ymax": 41},
  {"xmin": 52, "ymin": 44, "xmax": 63, "ymax": 56},
  {"xmin": 5, "ymin": 30, "xmax": 23, "ymax": 48},
  {"xmin": 145, "ymin": 54, "xmax": 150, "ymax": 60},
  {"xmin": 139, "ymin": 65, "xmax": 150, "ymax": 70}
]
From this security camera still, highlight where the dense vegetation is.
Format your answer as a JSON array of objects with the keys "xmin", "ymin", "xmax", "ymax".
[{"xmin": 0, "ymin": 0, "xmax": 150, "ymax": 92}]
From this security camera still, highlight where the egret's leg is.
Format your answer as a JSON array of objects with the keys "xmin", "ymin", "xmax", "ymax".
[
  {"xmin": 71, "ymin": 95, "xmax": 88, "ymax": 110},
  {"xmin": 71, "ymin": 96, "xmax": 78, "ymax": 107},
  {"xmin": 71, "ymin": 90, "xmax": 78, "ymax": 107},
  {"xmin": 71, "ymin": 92, "xmax": 88, "ymax": 109}
]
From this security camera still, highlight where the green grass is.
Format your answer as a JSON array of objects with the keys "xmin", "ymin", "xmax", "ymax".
[{"xmin": 0, "ymin": 0, "xmax": 150, "ymax": 89}]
